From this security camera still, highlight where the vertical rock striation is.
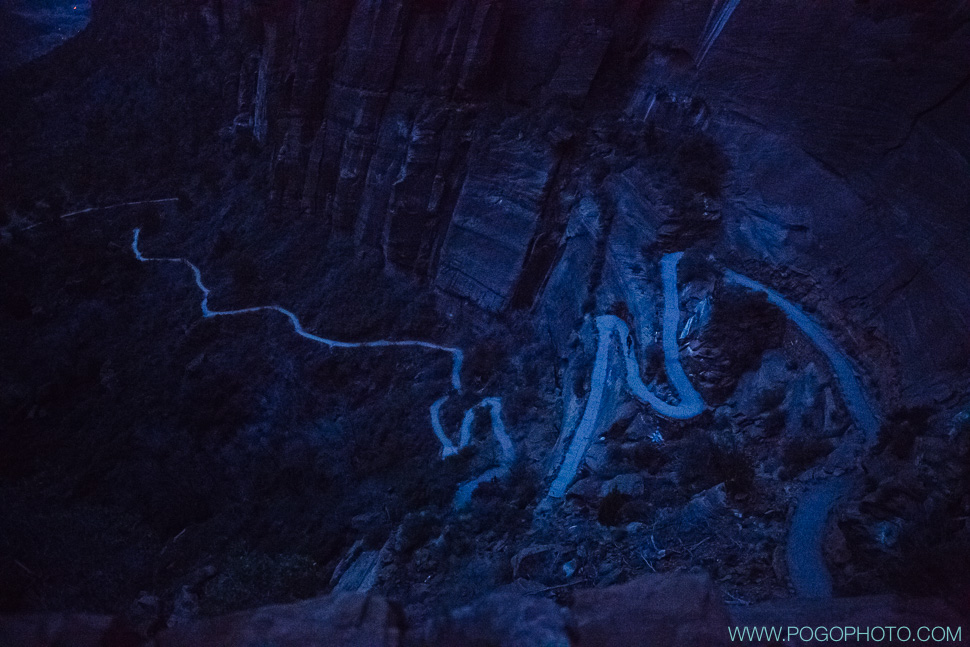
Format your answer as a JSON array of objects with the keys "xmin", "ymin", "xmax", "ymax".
[{"xmin": 76, "ymin": 0, "xmax": 970, "ymax": 403}]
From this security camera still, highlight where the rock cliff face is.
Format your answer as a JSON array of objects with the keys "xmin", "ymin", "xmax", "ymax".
[
  {"xmin": 79, "ymin": 0, "xmax": 970, "ymax": 403},
  {"xmin": 3, "ymin": 0, "xmax": 970, "ymax": 627}
]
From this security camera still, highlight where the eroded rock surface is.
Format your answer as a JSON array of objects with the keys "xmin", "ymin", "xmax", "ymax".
[
  {"xmin": 155, "ymin": 593, "xmax": 403, "ymax": 647},
  {"xmin": 40, "ymin": 0, "xmax": 968, "ymax": 410},
  {"xmin": 2, "ymin": 0, "xmax": 970, "ymax": 630}
]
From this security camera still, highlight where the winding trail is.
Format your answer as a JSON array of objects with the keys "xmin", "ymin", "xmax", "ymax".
[
  {"xmin": 725, "ymin": 269, "xmax": 881, "ymax": 598},
  {"xmin": 548, "ymin": 251, "xmax": 706, "ymax": 499},
  {"xmin": 785, "ymin": 477, "xmax": 849, "ymax": 598},
  {"xmin": 133, "ymin": 229, "xmax": 464, "ymax": 390},
  {"xmin": 131, "ymin": 228, "xmax": 512, "ymax": 492},
  {"xmin": 133, "ymin": 223, "xmax": 882, "ymax": 591},
  {"xmin": 724, "ymin": 270, "xmax": 880, "ymax": 444},
  {"xmin": 449, "ymin": 398, "xmax": 517, "ymax": 509}
]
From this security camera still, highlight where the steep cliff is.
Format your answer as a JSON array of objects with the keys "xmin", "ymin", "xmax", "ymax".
[
  {"xmin": 2, "ymin": 0, "xmax": 969, "ymax": 626},
  {"xmin": 42, "ymin": 0, "xmax": 966, "ymax": 404}
]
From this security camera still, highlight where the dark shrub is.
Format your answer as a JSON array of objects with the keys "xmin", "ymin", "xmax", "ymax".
[
  {"xmin": 202, "ymin": 549, "xmax": 320, "ymax": 615},
  {"xmin": 598, "ymin": 488, "xmax": 631, "ymax": 526},
  {"xmin": 607, "ymin": 300, "xmax": 632, "ymax": 322},
  {"xmin": 677, "ymin": 432, "xmax": 753, "ymax": 495},
  {"xmin": 619, "ymin": 441, "xmax": 666, "ymax": 474},
  {"xmin": 781, "ymin": 435, "xmax": 834, "ymax": 478},
  {"xmin": 463, "ymin": 338, "xmax": 508, "ymax": 392},
  {"xmin": 762, "ymin": 408, "xmax": 786, "ymax": 437},
  {"xmin": 877, "ymin": 406, "xmax": 932, "ymax": 460},
  {"xmin": 395, "ymin": 511, "xmax": 441, "ymax": 556},
  {"xmin": 672, "ymin": 133, "xmax": 729, "ymax": 198},
  {"xmin": 676, "ymin": 250, "xmax": 718, "ymax": 284},
  {"xmin": 505, "ymin": 384, "xmax": 541, "ymax": 425},
  {"xmin": 756, "ymin": 385, "xmax": 787, "ymax": 412}
]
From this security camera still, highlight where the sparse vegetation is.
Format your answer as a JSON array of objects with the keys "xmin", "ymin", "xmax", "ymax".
[{"xmin": 3, "ymin": 0, "xmax": 966, "ymax": 626}]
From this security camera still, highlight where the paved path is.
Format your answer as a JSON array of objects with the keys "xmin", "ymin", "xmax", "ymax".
[
  {"xmin": 547, "ymin": 252, "xmax": 706, "ymax": 499},
  {"xmin": 134, "ymin": 228, "xmax": 464, "ymax": 388},
  {"xmin": 724, "ymin": 270, "xmax": 879, "ymax": 444},
  {"xmin": 448, "ymin": 397, "xmax": 517, "ymax": 508},
  {"xmin": 134, "ymin": 224, "xmax": 882, "ymax": 587},
  {"xmin": 725, "ymin": 269, "xmax": 881, "ymax": 598},
  {"xmin": 132, "ymin": 228, "xmax": 513, "ymax": 495},
  {"xmin": 785, "ymin": 477, "xmax": 849, "ymax": 598}
]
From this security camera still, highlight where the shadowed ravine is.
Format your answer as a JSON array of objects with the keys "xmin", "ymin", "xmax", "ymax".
[{"xmin": 548, "ymin": 252, "xmax": 707, "ymax": 500}]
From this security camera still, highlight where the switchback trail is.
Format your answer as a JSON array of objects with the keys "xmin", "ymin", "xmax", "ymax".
[
  {"xmin": 548, "ymin": 251, "xmax": 706, "ymax": 499},
  {"xmin": 131, "ymin": 228, "xmax": 512, "ymax": 496},
  {"xmin": 133, "ymin": 225, "xmax": 881, "ymax": 591},
  {"xmin": 449, "ymin": 398, "xmax": 517, "ymax": 509},
  {"xmin": 726, "ymin": 269, "xmax": 881, "ymax": 598},
  {"xmin": 724, "ymin": 270, "xmax": 880, "ymax": 444}
]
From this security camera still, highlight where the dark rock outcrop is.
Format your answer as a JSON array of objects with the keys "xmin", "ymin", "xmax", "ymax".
[
  {"xmin": 426, "ymin": 591, "xmax": 569, "ymax": 647},
  {"xmin": 3, "ymin": 573, "xmax": 967, "ymax": 646},
  {"xmin": 9, "ymin": 0, "xmax": 969, "ymax": 361},
  {"xmin": 65, "ymin": 0, "xmax": 970, "ymax": 404},
  {"xmin": 569, "ymin": 573, "xmax": 731, "ymax": 647},
  {"xmin": 155, "ymin": 593, "xmax": 403, "ymax": 647}
]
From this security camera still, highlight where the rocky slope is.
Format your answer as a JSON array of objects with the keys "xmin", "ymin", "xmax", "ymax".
[
  {"xmin": 3, "ymin": 573, "xmax": 965, "ymax": 646},
  {"xmin": 1, "ymin": 0, "xmax": 969, "ymax": 631}
]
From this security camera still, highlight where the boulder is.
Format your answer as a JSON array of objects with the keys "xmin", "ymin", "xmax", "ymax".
[
  {"xmin": 625, "ymin": 413, "xmax": 659, "ymax": 442},
  {"xmin": 0, "ymin": 613, "xmax": 138, "ymax": 647},
  {"xmin": 599, "ymin": 474, "xmax": 646, "ymax": 499},
  {"xmin": 569, "ymin": 573, "xmax": 731, "ymax": 647},
  {"xmin": 583, "ymin": 442, "xmax": 611, "ymax": 477},
  {"xmin": 426, "ymin": 591, "xmax": 569, "ymax": 647},
  {"xmin": 511, "ymin": 544, "xmax": 562, "ymax": 582},
  {"xmin": 155, "ymin": 593, "xmax": 402, "ymax": 647},
  {"xmin": 678, "ymin": 483, "xmax": 729, "ymax": 531},
  {"xmin": 565, "ymin": 477, "xmax": 604, "ymax": 504}
]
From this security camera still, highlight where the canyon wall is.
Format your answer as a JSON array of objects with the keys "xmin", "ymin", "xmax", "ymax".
[{"xmin": 83, "ymin": 0, "xmax": 970, "ymax": 404}]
